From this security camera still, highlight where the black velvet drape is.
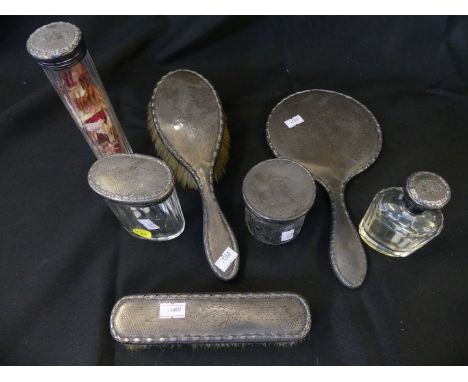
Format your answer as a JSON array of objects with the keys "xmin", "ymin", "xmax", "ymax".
[{"xmin": 0, "ymin": 16, "xmax": 467, "ymax": 365}]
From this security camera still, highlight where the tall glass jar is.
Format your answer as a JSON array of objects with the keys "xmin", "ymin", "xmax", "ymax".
[
  {"xmin": 27, "ymin": 21, "xmax": 131, "ymax": 157},
  {"xmin": 88, "ymin": 154, "xmax": 185, "ymax": 241}
]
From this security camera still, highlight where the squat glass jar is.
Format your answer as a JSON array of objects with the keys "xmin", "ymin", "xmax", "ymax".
[
  {"xmin": 242, "ymin": 158, "xmax": 316, "ymax": 245},
  {"xmin": 88, "ymin": 154, "xmax": 185, "ymax": 241}
]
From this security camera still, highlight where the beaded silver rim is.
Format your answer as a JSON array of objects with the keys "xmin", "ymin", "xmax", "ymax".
[
  {"xmin": 406, "ymin": 171, "xmax": 451, "ymax": 210},
  {"xmin": 88, "ymin": 154, "xmax": 175, "ymax": 206},
  {"xmin": 26, "ymin": 21, "xmax": 82, "ymax": 62}
]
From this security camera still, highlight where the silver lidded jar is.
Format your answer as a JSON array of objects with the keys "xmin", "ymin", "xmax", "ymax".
[
  {"xmin": 242, "ymin": 158, "xmax": 316, "ymax": 245},
  {"xmin": 88, "ymin": 154, "xmax": 185, "ymax": 241},
  {"xmin": 27, "ymin": 22, "xmax": 131, "ymax": 157},
  {"xmin": 359, "ymin": 171, "xmax": 451, "ymax": 257}
]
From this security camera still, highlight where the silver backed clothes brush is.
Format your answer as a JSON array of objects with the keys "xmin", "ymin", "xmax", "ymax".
[
  {"xmin": 110, "ymin": 292, "xmax": 311, "ymax": 347},
  {"xmin": 267, "ymin": 90, "xmax": 382, "ymax": 289},
  {"xmin": 148, "ymin": 70, "xmax": 239, "ymax": 281}
]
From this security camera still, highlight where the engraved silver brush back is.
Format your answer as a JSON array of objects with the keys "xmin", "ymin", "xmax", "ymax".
[
  {"xmin": 150, "ymin": 70, "xmax": 239, "ymax": 281},
  {"xmin": 111, "ymin": 292, "xmax": 311, "ymax": 346}
]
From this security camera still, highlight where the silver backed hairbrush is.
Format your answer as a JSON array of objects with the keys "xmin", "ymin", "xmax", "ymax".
[
  {"xmin": 149, "ymin": 70, "xmax": 239, "ymax": 281},
  {"xmin": 110, "ymin": 292, "xmax": 311, "ymax": 347}
]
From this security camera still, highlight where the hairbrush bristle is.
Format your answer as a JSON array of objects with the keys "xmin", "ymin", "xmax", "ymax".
[{"xmin": 147, "ymin": 102, "xmax": 230, "ymax": 189}]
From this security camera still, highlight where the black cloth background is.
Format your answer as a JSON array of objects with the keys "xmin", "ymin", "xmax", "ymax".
[{"xmin": 0, "ymin": 16, "xmax": 467, "ymax": 365}]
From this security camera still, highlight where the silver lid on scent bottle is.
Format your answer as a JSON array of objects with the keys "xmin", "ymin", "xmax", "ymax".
[
  {"xmin": 242, "ymin": 158, "xmax": 316, "ymax": 222},
  {"xmin": 405, "ymin": 171, "xmax": 451, "ymax": 210},
  {"xmin": 88, "ymin": 154, "xmax": 175, "ymax": 206},
  {"xmin": 26, "ymin": 22, "xmax": 86, "ymax": 69}
]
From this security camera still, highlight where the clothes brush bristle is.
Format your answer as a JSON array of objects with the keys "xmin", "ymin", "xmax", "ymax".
[{"xmin": 124, "ymin": 339, "xmax": 301, "ymax": 351}]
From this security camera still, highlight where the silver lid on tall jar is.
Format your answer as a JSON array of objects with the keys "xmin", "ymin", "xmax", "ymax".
[
  {"xmin": 88, "ymin": 154, "xmax": 175, "ymax": 206},
  {"xmin": 26, "ymin": 21, "xmax": 86, "ymax": 69},
  {"xmin": 242, "ymin": 158, "xmax": 316, "ymax": 222}
]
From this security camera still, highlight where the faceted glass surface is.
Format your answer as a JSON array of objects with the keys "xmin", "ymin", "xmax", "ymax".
[
  {"xmin": 107, "ymin": 190, "xmax": 185, "ymax": 241},
  {"xmin": 44, "ymin": 52, "xmax": 132, "ymax": 157},
  {"xmin": 359, "ymin": 187, "xmax": 443, "ymax": 257},
  {"xmin": 245, "ymin": 207, "xmax": 306, "ymax": 245}
]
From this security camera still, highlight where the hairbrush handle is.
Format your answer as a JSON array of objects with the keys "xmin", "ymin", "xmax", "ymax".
[
  {"xmin": 196, "ymin": 168, "xmax": 239, "ymax": 281},
  {"xmin": 329, "ymin": 185, "xmax": 367, "ymax": 289}
]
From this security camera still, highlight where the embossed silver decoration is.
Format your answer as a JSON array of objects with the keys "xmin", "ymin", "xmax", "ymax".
[
  {"xmin": 266, "ymin": 90, "xmax": 382, "ymax": 289},
  {"xmin": 110, "ymin": 292, "xmax": 311, "ymax": 346},
  {"xmin": 406, "ymin": 171, "xmax": 451, "ymax": 210},
  {"xmin": 150, "ymin": 70, "xmax": 239, "ymax": 281},
  {"xmin": 26, "ymin": 21, "xmax": 85, "ymax": 69},
  {"xmin": 88, "ymin": 154, "xmax": 174, "ymax": 206},
  {"xmin": 242, "ymin": 158, "xmax": 316, "ymax": 245}
]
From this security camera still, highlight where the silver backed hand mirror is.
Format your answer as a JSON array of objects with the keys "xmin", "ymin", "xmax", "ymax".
[{"xmin": 266, "ymin": 90, "xmax": 382, "ymax": 288}]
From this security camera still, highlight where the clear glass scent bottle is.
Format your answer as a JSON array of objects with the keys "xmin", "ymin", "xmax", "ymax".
[{"xmin": 359, "ymin": 171, "xmax": 451, "ymax": 257}]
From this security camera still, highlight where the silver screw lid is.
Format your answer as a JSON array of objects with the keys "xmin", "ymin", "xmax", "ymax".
[
  {"xmin": 405, "ymin": 171, "xmax": 451, "ymax": 210},
  {"xmin": 26, "ymin": 21, "xmax": 86, "ymax": 69},
  {"xmin": 88, "ymin": 154, "xmax": 175, "ymax": 206},
  {"xmin": 242, "ymin": 158, "xmax": 316, "ymax": 222}
]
